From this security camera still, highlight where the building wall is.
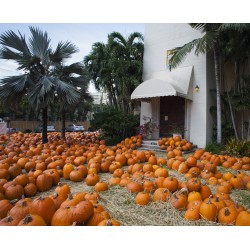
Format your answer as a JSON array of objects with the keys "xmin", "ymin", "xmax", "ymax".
[{"xmin": 141, "ymin": 23, "xmax": 211, "ymax": 147}]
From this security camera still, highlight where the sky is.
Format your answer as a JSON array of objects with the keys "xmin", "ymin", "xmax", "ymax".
[{"xmin": 0, "ymin": 23, "xmax": 144, "ymax": 92}]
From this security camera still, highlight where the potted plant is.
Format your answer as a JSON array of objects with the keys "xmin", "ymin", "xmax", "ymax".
[
  {"xmin": 137, "ymin": 116, "xmax": 159, "ymax": 140},
  {"xmin": 170, "ymin": 124, "xmax": 184, "ymax": 139}
]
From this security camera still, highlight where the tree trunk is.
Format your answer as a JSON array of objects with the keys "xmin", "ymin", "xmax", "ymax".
[
  {"xmin": 214, "ymin": 46, "xmax": 222, "ymax": 144},
  {"xmin": 241, "ymin": 111, "xmax": 244, "ymax": 139},
  {"xmin": 247, "ymin": 116, "xmax": 250, "ymax": 140},
  {"xmin": 42, "ymin": 107, "xmax": 48, "ymax": 144},
  {"xmin": 61, "ymin": 110, "xmax": 66, "ymax": 140},
  {"xmin": 227, "ymin": 91, "xmax": 239, "ymax": 140}
]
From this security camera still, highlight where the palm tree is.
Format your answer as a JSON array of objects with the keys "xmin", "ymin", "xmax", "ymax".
[
  {"xmin": 169, "ymin": 23, "xmax": 250, "ymax": 144},
  {"xmin": 108, "ymin": 32, "xmax": 144, "ymax": 113},
  {"xmin": 84, "ymin": 42, "xmax": 118, "ymax": 109},
  {"xmin": 53, "ymin": 62, "xmax": 93, "ymax": 139},
  {"xmin": 0, "ymin": 27, "xmax": 80, "ymax": 143},
  {"xmin": 84, "ymin": 32, "xmax": 144, "ymax": 113}
]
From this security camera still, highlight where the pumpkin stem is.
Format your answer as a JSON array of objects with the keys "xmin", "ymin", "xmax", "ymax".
[
  {"xmin": 67, "ymin": 193, "xmax": 73, "ymax": 200},
  {"xmin": 6, "ymin": 216, "xmax": 14, "ymax": 222},
  {"xmin": 106, "ymin": 219, "xmax": 113, "ymax": 226},
  {"xmin": 52, "ymin": 192, "xmax": 59, "ymax": 198},
  {"xmin": 23, "ymin": 214, "xmax": 32, "ymax": 224},
  {"xmin": 215, "ymin": 196, "xmax": 220, "ymax": 202},
  {"xmin": 224, "ymin": 208, "xmax": 230, "ymax": 216},
  {"xmin": 10, "ymin": 199, "xmax": 19, "ymax": 205}
]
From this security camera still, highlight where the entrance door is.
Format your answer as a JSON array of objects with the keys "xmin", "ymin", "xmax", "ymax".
[{"xmin": 160, "ymin": 96, "xmax": 185, "ymax": 137}]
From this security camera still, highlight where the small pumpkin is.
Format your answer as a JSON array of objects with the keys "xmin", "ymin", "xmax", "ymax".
[
  {"xmin": 17, "ymin": 214, "xmax": 47, "ymax": 226},
  {"xmin": 97, "ymin": 219, "xmax": 121, "ymax": 226},
  {"xmin": 218, "ymin": 207, "xmax": 238, "ymax": 225},
  {"xmin": 199, "ymin": 197, "xmax": 217, "ymax": 221},
  {"xmin": 95, "ymin": 181, "xmax": 108, "ymax": 192},
  {"xmin": 135, "ymin": 191, "xmax": 151, "ymax": 206},
  {"xmin": 235, "ymin": 211, "xmax": 250, "ymax": 226},
  {"xmin": 184, "ymin": 207, "xmax": 200, "ymax": 221}
]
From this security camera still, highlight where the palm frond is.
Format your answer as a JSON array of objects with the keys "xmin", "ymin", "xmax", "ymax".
[
  {"xmin": 170, "ymin": 39, "xmax": 202, "ymax": 69},
  {"xmin": 28, "ymin": 76, "xmax": 55, "ymax": 110},
  {"xmin": 50, "ymin": 41, "xmax": 79, "ymax": 63},
  {"xmin": 55, "ymin": 79, "xmax": 81, "ymax": 104},
  {"xmin": 108, "ymin": 32, "xmax": 126, "ymax": 46},
  {"xmin": 127, "ymin": 32, "xmax": 144, "ymax": 46},
  {"xmin": 219, "ymin": 23, "xmax": 250, "ymax": 32},
  {"xmin": 29, "ymin": 26, "xmax": 52, "ymax": 60},
  {"xmin": 0, "ymin": 30, "xmax": 30, "ymax": 54}
]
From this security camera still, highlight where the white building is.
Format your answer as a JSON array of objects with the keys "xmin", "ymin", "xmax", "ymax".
[{"xmin": 131, "ymin": 24, "xmax": 216, "ymax": 148}]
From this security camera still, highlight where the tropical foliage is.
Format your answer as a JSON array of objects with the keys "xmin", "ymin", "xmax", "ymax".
[
  {"xmin": 169, "ymin": 23, "xmax": 250, "ymax": 144},
  {"xmin": 84, "ymin": 31, "xmax": 144, "ymax": 113},
  {"xmin": 0, "ymin": 27, "xmax": 83, "ymax": 143},
  {"xmin": 90, "ymin": 105, "xmax": 139, "ymax": 140}
]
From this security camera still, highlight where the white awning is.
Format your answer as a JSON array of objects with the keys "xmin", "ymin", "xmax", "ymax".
[{"xmin": 131, "ymin": 66, "xmax": 193, "ymax": 101}]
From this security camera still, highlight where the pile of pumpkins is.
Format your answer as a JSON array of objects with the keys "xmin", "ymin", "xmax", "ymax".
[
  {"xmin": 0, "ymin": 182, "xmax": 120, "ymax": 226},
  {"xmin": 166, "ymin": 148, "xmax": 250, "ymax": 191},
  {"xmin": 105, "ymin": 150, "xmax": 250, "ymax": 225},
  {"xmin": 0, "ymin": 131, "xmax": 250, "ymax": 226},
  {"xmin": 158, "ymin": 136, "xmax": 193, "ymax": 151}
]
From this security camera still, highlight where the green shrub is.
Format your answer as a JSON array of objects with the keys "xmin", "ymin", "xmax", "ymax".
[
  {"xmin": 224, "ymin": 138, "xmax": 250, "ymax": 157},
  {"xmin": 90, "ymin": 106, "xmax": 139, "ymax": 139},
  {"xmin": 205, "ymin": 142, "xmax": 226, "ymax": 155}
]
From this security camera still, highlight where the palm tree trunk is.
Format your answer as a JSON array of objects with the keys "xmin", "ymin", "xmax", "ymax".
[
  {"xmin": 61, "ymin": 110, "xmax": 66, "ymax": 140},
  {"xmin": 227, "ymin": 91, "xmax": 239, "ymax": 140},
  {"xmin": 247, "ymin": 116, "xmax": 250, "ymax": 140},
  {"xmin": 42, "ymin": 107, "xmax": 48, "ymax": 144},
  {"xmin": 214, "ymin": 46, "xmax": 222, "ymax": 144},
  {"xmin": 241, "ymin": 111, "xmax": 244, "ymax": 139}
]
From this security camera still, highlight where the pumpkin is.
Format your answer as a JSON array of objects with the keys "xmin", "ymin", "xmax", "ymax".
[
  {"xmin": 187, "ymin": 200, "xmax": 202, "ymax": 210},
  {"xmin": 63, "ymin": 163, "xmax": 74, "ymax": 180},
  {"xmin": 162, "ymin": 176, "xmax": 178, "ymax": 193},
  {"xmin": 86, "ymin": 211, "xmax": 110, "ymax": 226},
  {"xmin": 235, "ymin": 211, "xmax": 250, "ymax": 226},
  {"xmin": 97, "ymin": 219, "xmax": 121, "ymax": 226},
  {"xmin": 0, "ymin": 215, "xmax": 19, "ymax": 226},
  {"xmin": 154, "ymin": 168, "xmax": 169, "ymax": 178},
  {"xmin": 23, "ymin": 183, "xmax": 37, "ymax": 197},
  {"xmin": 143, "ymin": 180, "xmax": 155, "ymax": 193},
  {"xmin": 8, "ymin": 165, "xmax": 22, "ymax": 179},
  {"xmin": 109, "ymin": 177, "xmax": 121, "ymax": 186},
  {"xmin": 69, "ymin": 168, "xmax": 85, "ymax": 182},
  {"xmin": 113, "ymin": 168, "xmax": 124, "ymax": 178},
  {"xmin": 36, "ymin": 173, "xmax": 53, "ymax": 192},
  {"xmin": 85, "ymin": 173, "xmax": 100, "ymax": 186},
  {"xmin": 186, "ymin": 156, "xmax": 197, "ymax": 168},
  {"xmin": 199, "ymin": 197, "xmax": 217, "ymax": 221},
  {"xmin": 169, "ymin": 188, "xmax": 188, "ymax": 209},
  {"xmin": 184, "ymin": 207, "xmax": 200, "ymax": 221},
  {"xmin": 152, "ymin": 188, "xmax": 170, "ymax": 202},
  {"xmin": 51, "ymin": 200, "xmax": 94, "ymax": 226},
  {"xmin": 135, "ymin": 191, "xmax": 151, "ymax": 205},
  {"xmin": 126, "ymin": 181, "xmax": 143, "ymax": 193},
  {"xmin": 55, "ymin": 182, "xmax": 71, "ymax": 198},
  {"xmin": 0, "ymin": 199, "xmax": 17, "ymax": 219},
  {"xmin": 187, "ymin": 191, "xmax": 202, "ymax": 203},
  {"xmin": 17, "ymin": 214, "xmax": 47, "ymax": 226},
  {"xmin": 187, "ymin": 178, "xmax": 201, "ymax": 192},
  {"xmin": 49, "ymin": 192, "xmax": 67, "ymax": 210},
  {"xmin": 8, "ymin": 200, "xmax": 32, "ymax": 221},
  {"xmin": 154, "ymin": 177, "xmax": 165, "ymax": 188},
  {"xmin": 218, "ymin": 207, "xmax": 238, "ymax": 225},
  {"xmin": 5, "ymin": 184, "xmax": 24, "ymax": 200},
  {"xmin": 95, "ymin": 181, "xmax": 108, "ymax": 192},
  {"xmin": 30, "ymin": 196, "xmax": 56, "ymax": 225}
]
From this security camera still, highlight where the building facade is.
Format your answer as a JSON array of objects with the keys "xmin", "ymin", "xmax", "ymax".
[{"xmin": 131, "ymin": 24, "xmax": 216, "ymax": 148}]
